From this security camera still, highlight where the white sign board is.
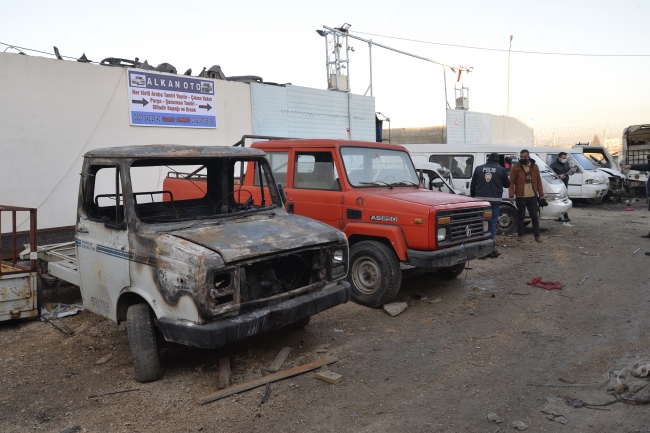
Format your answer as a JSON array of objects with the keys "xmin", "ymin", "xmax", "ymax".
[{"xmin": 127, "ymin": 70, "xmax": 216, "ymax": 128}]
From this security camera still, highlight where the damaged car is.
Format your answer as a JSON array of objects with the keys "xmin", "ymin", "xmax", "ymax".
[{"xmin": 41, "ymin": 145, "xmax": 350, "ymax": 382}]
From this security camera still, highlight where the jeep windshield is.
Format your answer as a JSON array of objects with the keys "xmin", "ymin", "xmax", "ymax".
[
  {"xmin": 340, "ymin": 147, "xmax": 420, "ymax": 188},
  {"xmin": 128, "ymin": 157, "xmax": 279, "ymax": 223}
]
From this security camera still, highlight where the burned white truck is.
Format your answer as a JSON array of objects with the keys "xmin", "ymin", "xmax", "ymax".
[{"xmin": 32, "ymin": 145, "xmax": 351, "ymax": 382}]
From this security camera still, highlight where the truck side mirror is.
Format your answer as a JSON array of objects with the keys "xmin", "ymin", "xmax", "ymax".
[{"xmin": 277, "ymin": 182, "xmax": 287, "ymax": 203}]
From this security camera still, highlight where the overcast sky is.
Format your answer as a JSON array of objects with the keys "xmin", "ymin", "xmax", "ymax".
[{"xmin": 1, "ymin": 0, "xmax": 648, "ymax": 132}]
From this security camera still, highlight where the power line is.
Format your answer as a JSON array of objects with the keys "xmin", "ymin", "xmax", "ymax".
[{"xmin": 350, "ymin": 31, "xmax": 650, "ymax": 57}]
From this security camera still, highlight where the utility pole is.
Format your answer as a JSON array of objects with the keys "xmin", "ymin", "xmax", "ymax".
[{"xmin": 507, "ymin": 35, "xmax": 513, "ymax": 117}]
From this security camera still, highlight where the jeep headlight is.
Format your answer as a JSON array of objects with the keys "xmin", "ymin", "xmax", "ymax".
[
  {"xmin": 330, "ymin": 247, "xmax": 347, "ymax": 279},
  {"xmin": 585, "ymin": 179, "xmax": 601, "ymax": 185}
]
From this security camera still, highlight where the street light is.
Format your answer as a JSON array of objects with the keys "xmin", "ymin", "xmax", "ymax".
[{"xmin": 508, "ymin": 35, "xmax": 513, "ymax": 117}]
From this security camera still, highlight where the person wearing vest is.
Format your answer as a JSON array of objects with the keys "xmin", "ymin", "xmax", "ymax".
[
  {"xmin": 470, "ymin": 152, "xmax": 510, "ymax": 249},
  {"xmin": 509, "ymin": 149, "xmax": 545, "ymax": 243}
]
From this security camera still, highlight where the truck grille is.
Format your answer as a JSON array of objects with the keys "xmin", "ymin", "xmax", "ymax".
[{"xmin": 438, "ymin": 207, "xmax": 489, "ymax": 245}]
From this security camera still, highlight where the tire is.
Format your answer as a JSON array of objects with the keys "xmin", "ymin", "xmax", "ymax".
[
  {"xmin": 127, "ymin": 303, "xmax": 165, "ymax": 383},
  {"xmin": 286, "ymin": 316, "xmax": 311, "ymax": 330},
  {"xmin": 437, "ymin": 262, "xmax": 466, "ymax": 279},
  {"xmin": 348, "ymin": 241, "xmax": 401, "ymax": 308},
  {"xmin": 497, "ymin": 206, "xmax": 518, "ymax": 235}
]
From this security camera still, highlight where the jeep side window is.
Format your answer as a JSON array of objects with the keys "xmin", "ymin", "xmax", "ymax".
[
  {"xmin": 256, "ymin": 152, "xmax": 288, "ymax": 187},
  {"xmin": 293, "ymin": 152, "xmax": 340, "ymax": 191},
  {"xmin": 85, "ymin": 165, "xmax": 124, "ymax": 224}
]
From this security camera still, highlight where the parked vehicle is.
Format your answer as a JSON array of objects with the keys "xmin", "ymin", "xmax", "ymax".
[
  {"xmin": 404, "ymin": 144, "xmax": 572, "ymax": 235},
  {"xmin": 414, "ymin": 162, "xmax": 462, "ymax": 195},
  {"xmin": 621, "ymin": 125, "xmax": 650, "ymax": 197},
  {"xmin": 234, "ymin": 139, "xmax": 495, "ymax": 308},
  {"xmin": 531, "ymin": 145, "xmax": 626, "ymax": 202},
  {"xmin": 25, "ymin": 145, "xmax": 351, "ymax": 382}
]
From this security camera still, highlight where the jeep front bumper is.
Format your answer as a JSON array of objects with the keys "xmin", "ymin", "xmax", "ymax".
[
  {"xmin": 157, "ymin": 281, "xmax": 351, "ymax": 349},
  {"xmin": 407, "ymin": 239, "xmax": 495, "ymax": 268}
]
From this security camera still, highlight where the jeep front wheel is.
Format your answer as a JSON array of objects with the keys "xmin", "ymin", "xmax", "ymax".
[
  {"xmin": 348, "ymin": 241, "xmax": 401, "ymax": 308},
  {"xmin": 127, "ymin": 303, "xmax": 165, "ymax": 383}
]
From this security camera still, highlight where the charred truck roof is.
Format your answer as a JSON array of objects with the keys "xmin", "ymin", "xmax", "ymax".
[{"xmin": 76, "ymin": 144, "xmax": 350, "ymax": 381}]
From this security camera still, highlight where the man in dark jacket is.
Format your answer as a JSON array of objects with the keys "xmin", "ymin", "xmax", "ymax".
[
  {"xmin": 470, "ymin": 153, "xmax": 510, "ymax": 247},
  {"xmin": 550, "ymin": 152, "xmax": 572, "ymax": 222},
  {"xmin": 622, "ymin": 154, "xmax": 650, "ymax": 248},
  {"xmin": 509, "ymin": 149, "xmax": 545, "ymax": 243}
]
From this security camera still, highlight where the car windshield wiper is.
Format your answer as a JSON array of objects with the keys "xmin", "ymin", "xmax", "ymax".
[
  {"xmin": 359, "ymin": 181, "xmax": 393, "ymax": 189},
  {"xmin": 391, "ymin": 180, "xmax": 419, "ymax": 188}
]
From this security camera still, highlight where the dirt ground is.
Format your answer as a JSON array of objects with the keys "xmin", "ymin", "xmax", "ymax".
[{"xmin": 2, "ymin": 201, "xmax": 650, "ymax": 433}]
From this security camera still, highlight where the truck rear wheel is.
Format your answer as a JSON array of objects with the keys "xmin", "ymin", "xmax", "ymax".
[
  {"xmin": 348, "ymin": 241, "xmax": 401, "ymax": 308},
  {"xmin": 497, "ymin": 206, "xmax": 518, "ymax": 235},
  {"xmin": 437, "ymin": 262, "xmax": 466, "ymax": 279},
  {"xmin": 127, "ymin": 303, "xmax": 165, "ymax": 383}
]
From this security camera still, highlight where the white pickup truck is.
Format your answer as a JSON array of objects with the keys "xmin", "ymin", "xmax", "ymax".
[{"xmin": 25, "ymin": 145, "xmax": 351, "ymax": 382}]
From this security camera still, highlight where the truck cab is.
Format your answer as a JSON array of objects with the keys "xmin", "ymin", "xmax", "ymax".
[
  {"xmin": 242, "ymin": 139, "xmax": 495, "ymax": 307},
  {"xmin": 71, "ymin": 145, "xmax": 350, "ymax": 382}
]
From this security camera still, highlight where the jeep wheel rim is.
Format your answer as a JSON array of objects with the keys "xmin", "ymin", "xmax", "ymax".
[{"xmin": 351, "ymin": 256, "xmax": 382, "ymax": 294}]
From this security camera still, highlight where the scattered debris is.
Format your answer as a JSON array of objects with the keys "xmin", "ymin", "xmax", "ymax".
[
  {"xmin": 41, "ymin": 303, "xmax": 85, "ymax": 319},
  {"xmin": 512, "ymin": 420, "xmax": 528, "ymax": 430},
  {"xmin": 565, "ymin": 398, "xmax": 586, "ymax": 408},
  {"xmin": 315, "ymin": 349, "xmax": 329, "ymax": 353},
  {"xmin": 472, "ymin": 285, "xmax": 487, "ymax": 291},
  {"xmin": 533, "ymin": 309, "xmax": 543, "ymax": 313},
  {"xmin": 267, "ymin": 347, "xmax": 291, "ymax": 373},
  {"xmin": 197, "ymin": 357, "xmax": 339, "ymax": 405},
  {"xmin": 542, "ymin": 408, "xmax": 569, "ymax": 424},
  {"xmin": 314, "ymin": 371, "xmax": 343, "ymax": 384},
  {"xmin": 633, "ymin": 248, "xmax": 641, "ymax": 255},
  {"xmin": 94, "ymin": 354, "xmax": 113, "ymax": 365},
  {"xmin": 578, "ymin": 276, "xmax": 591, "ymax": 285},
  {"xmin": 383, "ymin": 302, "xmax": 408, "ymax": 317},
  {"xmin": 59, "ymin": 427, "xmax": 81, "ymax": 433},
  {"xmin": 428, "ymin": 298, "xmax": 442, "ymax": 304},
  {"xmin": 526, "ymin": 276, "xmax": 565, "ymax": 291},
  {"xmin": 42, "ymin": 316, "xmax": 75, "ymax": 336},
  {"xmin": 509, "ymin": 290, "xmax": 531, "ymax": 296},
  {"xmin": 218, "ymin": 358, "xmax": 230, "ymax": 389},
  {"xmin": 562, "ymin": 222, "xmax": 574, "ymax": 226},
  {"xmin": 559, "ymin": 377, "xmax": 577, "ymax": 384},
  {"xmin": 259, "ymin": 383, "xmax": 271, "ymax": 405},
  {"xmin": 88, "ymin": 388, "xmax": 140, "ymax": 399},
  {"xmin": 625, "ymin": 207, "xmax": 637, "ymax": 212},
  {"xmin": 333, "ymin": 328, "xmax": 344, "ymax": 333},
  {"xmin": 633, "ymin": 364, "xmax": 650, "ymax": 378},
  {"xmin": 486, "ymin": 412, "xmax": 502, "ymax": 423}
]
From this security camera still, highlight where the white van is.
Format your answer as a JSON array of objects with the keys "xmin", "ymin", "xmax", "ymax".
[
  {"xmin": 404, "ymin": 144, "xmax": 572, "ymax": 234},
  {"xmin": 528, "ymin": 146, "xmax": 617, "ymax": 203}
]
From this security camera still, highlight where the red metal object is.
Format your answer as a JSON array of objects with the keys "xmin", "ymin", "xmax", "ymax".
[{"xmin": 0, "ymin": 206, "xmax": 37, "ymax": 276}]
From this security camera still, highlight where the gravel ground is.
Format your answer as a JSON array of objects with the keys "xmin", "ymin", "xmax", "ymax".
[{"xmin": 2, "ymin": 201, "xmax": 650, "ymax": 433}]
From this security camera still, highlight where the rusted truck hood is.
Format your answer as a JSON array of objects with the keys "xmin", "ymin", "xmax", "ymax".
[{"xmin": 170, "ymin": 214, "xmax": 343, "ymax": 263}]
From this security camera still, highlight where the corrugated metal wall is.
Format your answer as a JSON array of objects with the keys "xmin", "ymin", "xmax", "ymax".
[{"xmin": 251, "ymin": 83, "xmax": 376, "ymax": 141}]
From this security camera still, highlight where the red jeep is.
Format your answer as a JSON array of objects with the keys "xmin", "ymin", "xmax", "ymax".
[{"xmin": 165, "ymin": 138, "xmax": 495, "ymax": 307}]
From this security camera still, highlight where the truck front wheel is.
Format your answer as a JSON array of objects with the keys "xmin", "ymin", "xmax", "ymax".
[
  {"xmin": 348, "ymin": 241, "xmax": 401, "ymax": 308},
  {"xmin": 127, "ymin": 303, "xmax": 165, "ymax": 383}
]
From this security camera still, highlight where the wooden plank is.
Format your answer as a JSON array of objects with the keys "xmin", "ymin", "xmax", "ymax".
[
  {"xmin": 218, "ymin": 358, "xmax": 230, "ymax": 389},
  {"xmin": 197, "ymin": 356, "xmax": 338, "ymax": 405},
  {"xmin": 266, "ymin": 347, "xmax": 291, "ymax": 372},
  {"xmin": 44, "ymin": 317, "xmax": 74, "ymax": 336},
  {"xmin": 314, "ymin": 371, "xmax": 343, "ymax": 384}
]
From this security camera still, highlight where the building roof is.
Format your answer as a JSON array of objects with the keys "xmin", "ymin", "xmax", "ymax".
[{"xmin": 84, "ymin": 145, "xmax": 265, "ymax": 158}]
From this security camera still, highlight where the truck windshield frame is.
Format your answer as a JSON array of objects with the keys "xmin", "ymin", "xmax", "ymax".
[
  {"xmin": 339, "ymin": 146, "xmax": 420, "ymax": 188},
  {"xmin": 127, "ymin": 157, "xmax": 280, "ymax": 224}
]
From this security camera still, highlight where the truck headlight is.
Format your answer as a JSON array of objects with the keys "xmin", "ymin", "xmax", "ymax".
[
  {"xmin": 437, "ymin": 228, "xmax": 447, "ymax": 241},
  {"xmin": 585, "ymin": 179, "xmax": 601, "ymax": 185},
  {"xmin": 483, "ymin": 220, "xmax": 489, "ymax": 233}
]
